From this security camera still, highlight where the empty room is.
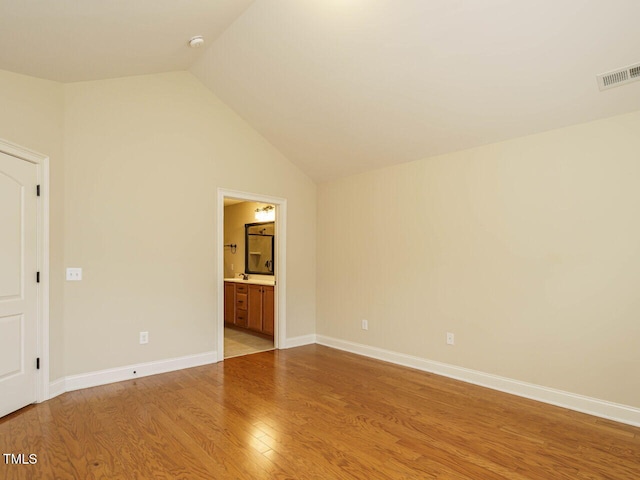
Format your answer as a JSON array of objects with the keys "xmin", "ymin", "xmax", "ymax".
[{"xmin": 1, "ymin": 1, "xmax": 639, "ymax": 478}]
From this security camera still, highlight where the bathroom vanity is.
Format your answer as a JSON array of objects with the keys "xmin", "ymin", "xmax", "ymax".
[{"xmin": 224, "ymin": 279, "xmax": 274, "ymax": 338}]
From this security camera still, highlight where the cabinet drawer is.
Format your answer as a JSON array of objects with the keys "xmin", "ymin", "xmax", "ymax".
[
  {"xmin": 236, "ymin": 293, "xmax": 248, "ymax": 310},
  {"xmin": 236, "ymin": 284, "xmax": 248, "ymax": 294},
  {"xmin": 236, "ymin": 310, "xmax": 248, "ymax": 327}
]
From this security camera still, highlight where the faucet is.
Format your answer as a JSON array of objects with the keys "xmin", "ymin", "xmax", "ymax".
[{"xmin": 239, "ymin": 273, "xmax": 249, "ymax": 280}]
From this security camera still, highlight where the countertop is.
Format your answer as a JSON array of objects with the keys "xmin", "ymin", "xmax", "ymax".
[{"xmin": 224, "ymin": 277, "xmax": 275, "ymax": 286}]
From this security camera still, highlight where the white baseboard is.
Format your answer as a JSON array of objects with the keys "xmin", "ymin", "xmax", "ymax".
[
  {"xmin": 316, "ymin": 335, "xmax": 640, "ymax": 427},
  {"xmin": 54, "ymin": 351, "xmax": 217, "ymax": 395},
  {"xmin": 48, "ymin": 378, "xmax": 66, "ymax": 399},
  {"xmin": 48, "ymin": 336, "xmax": 640, "ymax": 428},
  {"xmin": 284, "ymin": 334, "xmax": 317, "ymax": 349}
]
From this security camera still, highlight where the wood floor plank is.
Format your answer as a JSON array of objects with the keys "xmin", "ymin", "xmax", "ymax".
[{"xmin": 1, "ymin": 344, "xmax": 639, "ymax": 479}]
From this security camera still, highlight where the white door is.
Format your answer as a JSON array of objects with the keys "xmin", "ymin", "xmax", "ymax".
[{"xmin": 0, "ymin": 150, "xmax": 38, "ymax": 417}]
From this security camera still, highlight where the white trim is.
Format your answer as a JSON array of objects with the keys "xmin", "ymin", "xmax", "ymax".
[
  {"xmin": 48, "ymin": 378, "xmax": 66, "ymax": 399},
  {"xmin": 284, "ymin": 334, "xmax": 317, "ymax": 349},
  {"xmin": 0, "ymin": 138, "xmax": 50, "ymax": 403},
  {"xmin": 40, "ymin": 156, "xmax": 50, "ymax": 401},
  {"xmin": 316, "ymin": 335, "xmax": 640, "ymax": 428},
  {"xmin": 63, "ymin": 351, "xmax": 217, "ymax": 392},
  {"xmin": 216, "ymin": 188, "xmax": 287, "ymax": 360}
]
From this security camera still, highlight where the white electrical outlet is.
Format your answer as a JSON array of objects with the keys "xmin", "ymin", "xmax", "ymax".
[
  {"xmin": 66, "ymin": 267, "xmax": 82, "ymax": 281},
  {"xmin": 139, "ymin": 331, "xmax": 149, "ymax": 344},
  {"xmin": 446, "ymin": 332, "xmax": 454, "ymax": 345},
  {"xmin": 361, "ymin": 319, "xmax": 368, "ymax": 330}
]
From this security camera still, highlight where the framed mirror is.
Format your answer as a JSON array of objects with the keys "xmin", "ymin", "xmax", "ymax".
[{"xmin": 245, "ymin": 222, "xmax": 275, "ymax": 274}]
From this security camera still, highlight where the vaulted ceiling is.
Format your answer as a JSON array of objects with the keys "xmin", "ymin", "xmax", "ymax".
[
  {"xmin": 0, "ymin": 0, "xmax": 253, "ymax": 82},
  {"xmin": 2, "ymin": 0, "xmax": 640, "ymax": 182}
]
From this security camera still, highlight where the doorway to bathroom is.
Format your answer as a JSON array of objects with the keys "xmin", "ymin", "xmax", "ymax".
[{"xmin": 216, "ymin": 189, "xmax": 287, "ymax": 360}]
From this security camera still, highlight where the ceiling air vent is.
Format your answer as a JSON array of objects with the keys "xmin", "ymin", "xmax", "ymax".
[{"xmin": 597, "ymin": 62, "xmax": 640, "ymax": 91}]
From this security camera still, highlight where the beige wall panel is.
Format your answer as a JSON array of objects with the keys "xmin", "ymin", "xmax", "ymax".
[
  {"xmin": 63, "ymin": 72, "xmax": 315, "ymax": 375},
  {"xmin": 317, "ymin": 110, "xmax": 640, "ymax": 408},
  {"xmin": 224, "ymin": 201, "xmax": 271, "ymax": 278}
]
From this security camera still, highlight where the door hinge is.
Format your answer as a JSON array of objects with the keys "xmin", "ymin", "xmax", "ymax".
[
  {"xmin": 37, "ymin": 185, "xmax": 41, "ymax": 197},
  {"xmin": 36, "ymin": 272, "xmax": 40, "ymax": 283},
  {"xmin": 36, "ymin": 358, "xmax": 40, "ymax": 370}
]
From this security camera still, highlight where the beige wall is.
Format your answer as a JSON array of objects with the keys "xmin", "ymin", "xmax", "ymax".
[
  {"xmin": 0, "ymin": 69, "xmax": 65, "ymax": 381},
  {"xmin": 62, "ymin": 71, "xmax": 316, "ymax": 374},
  {"xmin": 224, "ymin": 202, "xmax": 273, "ymax": 278},
  {"xmin": 7, "ymin": 60, "xmax": 637, "ymax": 411},
  {"xmin": 1, "ymin": 68, "xmax": 315, "ymax": 381},
  {"xmin": 317, "ymin": 110, "xmax": 640, "ymax": 408}
]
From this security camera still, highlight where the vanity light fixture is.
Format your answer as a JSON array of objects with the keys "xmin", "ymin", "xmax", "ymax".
[{"xmin": 255, "ymin": 205, "xmax": 275, "ymax": 222}]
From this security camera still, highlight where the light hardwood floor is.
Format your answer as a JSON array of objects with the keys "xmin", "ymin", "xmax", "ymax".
[
  {"xmin": 224, "ymin": 326, "xmax": 274, "ymax": 359},
  {"xmin": 1, "ymin": 345, "xmax": 639, "ymax": 479}
]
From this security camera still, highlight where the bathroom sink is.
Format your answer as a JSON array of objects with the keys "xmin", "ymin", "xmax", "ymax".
[{"xmin": 223, "ymin": 277, "xmax": 275, "ymax": 286}]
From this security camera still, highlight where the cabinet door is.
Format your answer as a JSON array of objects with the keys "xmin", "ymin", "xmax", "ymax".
[
  {"xmin": 247, "ymin": 284, "xmax": 264, "ymax": 332},
  {"xmin": 224, "ymin": 283, "xmax": 235, "ymax": 325},
  {"xmin": 236, "ymin": 310, "xmax": 248, "ymax": 328},
  {"xmin": 262, "ymin": 286, "xmax": 274, "ymax": 336}
]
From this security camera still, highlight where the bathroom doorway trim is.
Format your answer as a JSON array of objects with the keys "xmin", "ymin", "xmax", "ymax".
[{"xmin": 216, "ymin": 188, "xmax": 287, "ymax": 360}]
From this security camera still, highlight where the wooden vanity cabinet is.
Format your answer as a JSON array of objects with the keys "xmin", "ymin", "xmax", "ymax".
[
  {"xmin": 224, "ymin": 281, "xmax": 274, "ymax": 338},
  {"xmin": 247, "ymin": 284, "xmax": 263, "ymax": 331},
  {"xmin": 262, "ymin": 286, "xmax": 274, "ymax": 336},
  {"xmin": 248, "ymin": 284, "xmax": 274, "ymax": 335},
  {"xmin": 235, "ymin": 283, "xmax": 248, "ymax": 327},
  {"xmin": 224, "ymin": 282, "xmax": 235, "ymax": 326}
]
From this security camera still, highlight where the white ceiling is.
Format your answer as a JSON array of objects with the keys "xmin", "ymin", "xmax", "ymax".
[
  {"xmin": 2, "ymin": 1, "xmax": 640, "ymax": 182},
  {"xmin": 0, "ymin": 0, "xmax": 254, "ymax": 82}
]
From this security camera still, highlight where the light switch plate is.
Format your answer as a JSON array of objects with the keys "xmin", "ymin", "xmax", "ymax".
[{"xmin": 66, "ymin": 268, "xmax": 82, "ymax": 281}]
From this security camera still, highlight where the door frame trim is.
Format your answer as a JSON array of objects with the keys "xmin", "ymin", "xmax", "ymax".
[
  {"xmin": 0, "ymin": 138, "xmax": 50, "ymax": 403},
  {"xmin": 216, "ymin": 188, "xmax": 287, "ymax": 359}
]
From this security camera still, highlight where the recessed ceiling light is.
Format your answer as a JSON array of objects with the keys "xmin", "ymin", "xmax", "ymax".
[{"xmin": 189, "ymin": 36, "xmax": 205, "ymax": 48}]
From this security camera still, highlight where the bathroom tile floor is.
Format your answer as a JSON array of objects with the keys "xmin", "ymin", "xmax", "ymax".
[{"xmin": 224, "ymin": 327, "xmax": 274, "ymax": 359}]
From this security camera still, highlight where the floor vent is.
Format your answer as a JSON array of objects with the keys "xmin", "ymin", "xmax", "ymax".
[{"xmin": 597, "ymin": 62, "xmax": 640, "ymax": 91}]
